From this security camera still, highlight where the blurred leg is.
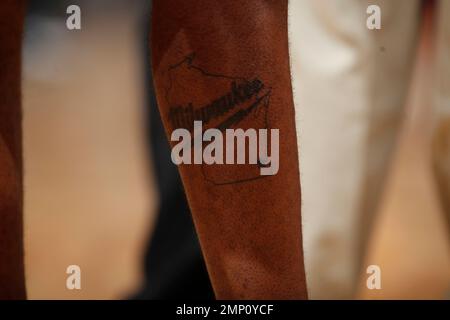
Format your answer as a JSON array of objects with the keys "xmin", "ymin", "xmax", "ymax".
[
  {"xmin": 289, "ymin": 0, "xmax": 420, "ymax": 298},
  {"xmin": 432, "ymin": 0, "xmax": 450, "ymax": 239},
  {"xmin": 0, "ymin": 0, "xmax": 27, "ymax": 299}
]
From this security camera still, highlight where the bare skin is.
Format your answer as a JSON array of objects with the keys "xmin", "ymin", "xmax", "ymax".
[
  {"xmin": 152, "ymin": 0, "xmax": 307, "ymax": 299},
  {"xmin": 0, "ymin": 0, "xmax": 306, "ymax": 299},
  {"xmin": 0, "ymin": 0, "xmax": 27, "ymax": 299}
]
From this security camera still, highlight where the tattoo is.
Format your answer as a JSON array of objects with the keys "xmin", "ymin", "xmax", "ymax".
[
  {"xmin": 164, "ymin": 53, "xmax": 274, "ymax": 185},
  {"xmin": 168, "ymin": 78, "xmax": 266, "ymax": 131}
]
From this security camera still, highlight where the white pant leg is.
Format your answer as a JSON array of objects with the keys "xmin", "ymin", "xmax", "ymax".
[
  {"xmin": 288, "ymin": 0, "xmax": 421, "ymax": 299},
  {"xmin": 433, "ymin": 0, "xmax": 450, "ymax": 234}
]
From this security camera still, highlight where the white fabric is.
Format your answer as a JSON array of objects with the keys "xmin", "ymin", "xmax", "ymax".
[{"xmin": 288, "ymin": 0, "xmax": 422, "ymax": 299}]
